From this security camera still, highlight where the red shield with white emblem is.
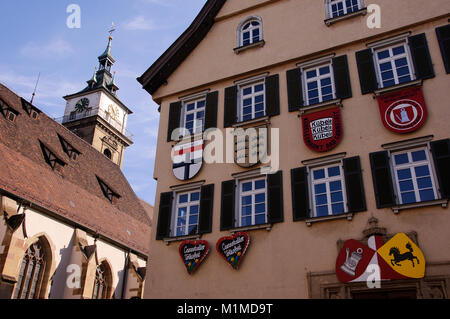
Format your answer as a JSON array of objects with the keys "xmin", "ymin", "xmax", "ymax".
[{"xmin": 302, "ymin": 107, "xmax": 343, "ymax": 152}]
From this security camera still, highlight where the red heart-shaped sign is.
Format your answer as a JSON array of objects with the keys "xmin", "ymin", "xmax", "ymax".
[
  {"xmin": 216, "ymin": 232, "xmax": 250, "ymax": 270},
  {"xmin": 179, "ymin": 240, "xmax": 210, "ymax": 275}
]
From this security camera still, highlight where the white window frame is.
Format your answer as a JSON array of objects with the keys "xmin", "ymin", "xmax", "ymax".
[
  {"xmin": 301, "ymin": 61, "xmax": 336, "ymax": 106},
  {"xmin": 237, "ymin": 16, "xmax": 263, "ymax": 47},
  {"xmin": 372, "ymin": 39, "xmax": 415, "ymax": 89},
  {"xmin": 308, "ymin": 161, "xmax": 348, "ymax": 218},
  {"xmin": 172, "ymin": 189, "xmax": 201, "ymax": 237},
  {"xmin": 236, "ymin": 176, "xmax": 268, "ymax": 228},
  {"xmin": 389, "ymin": 146, "xmax": 440, "ymax": 205},
  {"xmin": 238, "ymin": 80, "xmax": 266, "ymax": 122},
  {"xmin": 180, "ymin": 97, "xmax": 206, "ymax": 135},
  {"xmin": 325, "ymin": 0, "xmax": 364, "ymax": 19}
]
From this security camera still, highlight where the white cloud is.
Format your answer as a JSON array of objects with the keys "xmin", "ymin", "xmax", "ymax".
[
  {"xmin": 20, "ymin": 38, "xmax": 74, "ymax": 59},
  {"xmin": 123, "ymin": 16, "xmax": 159, "ymax": 31}
]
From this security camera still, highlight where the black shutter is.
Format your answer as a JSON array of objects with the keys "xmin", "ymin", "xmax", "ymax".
[
  {"xmin": 286, "ymin": 68, "xmax": 303, "ymax": 112},
  {"xmin": 343, "ymin": 157, "xmax": 366, "ymax": 213},
  {"xmin": 436, "ymin": 24, "xmax": 450, "ymax": 74},
  {"xmin": 333, "ymin": 55, "xmax": 352, "ymax": 100},
  {"xmin": 267, "ymin": 171, "xmax": 284, "ymax": 223},
  {"xmin": 408, "ymin": 33, "xmax": 435, "ymax": 80},
  {"xmin": 198, "ymin": 184, "xmax": 214, "ymax": 234},
  {"xmin": 204, "ymin": 91, "xmax": 218, "ymax": 130},
  {"xmin": 430, "ymin": 139, "xmax": 450, "ymax": 199},
  {"xmin": 265, "ymin": 74, "xmax": 280, "ymax": 117},
  {"xmin": 156, "ymin": 192, "xmax": 173, "ymax": 240},
  {"xmin": 220, "ymin": 180, "xmax": 236, "ymax": 230},
  {"xmin": 291, "ymin": 167, "xmax": 310, "ymax": 221},
  {"xmin": 167, "ymin": 102, "xmax": 182, "ymax": 142},
  {"xmin": 224, "ymin": 86, "xmax": 238, "ymax": 127},
  {"xmin": 369, "ymin": 151, "xmax": 396, "ymax": 208},
  {"xmin": 355, "ymin": 49, "xmax": 378, "ymax": 94}
]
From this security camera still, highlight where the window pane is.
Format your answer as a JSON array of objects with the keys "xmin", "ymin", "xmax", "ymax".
[
  {"xmin": 306, "ymin": 70, "xmax": 317, "ymax": 78},
  {"xmin": 186, "ymin": 103, "xmax": 195, "ymax": 111},
  {"xmin": 315, "ymin": 194, "xmax": 328, "ymax": 206},
  {"xmin": 243, "ymin": 87, "xmax": 252, "ymax": 95},
  {"xmin": 415, "ymin": 165, "xmax": 430, "ymax": 177},
  {"xmin": 317, "ymin": 205, "xmax": 329, "ymax": 217},
  {"xmin": 401, "ymin": 192, "xmax": 416, "ymax": 204},
  {"xmin": 379, "ymin": 62, "xmax": 392, "ymax": 72},
  {"xmin": 177, "ymin": 216, "xmax": 186, "ymax": 226},
  {"xmin": 189, "ymin": 215, "xmax": 198, "ymax": 225},
  {"xmin": 255, "ymin": 103, "xmax": 264, "ymax": 112},
  {"xmin": 242, "ymin": 182, "xmax": 252, "ymax": 192},
  {"xmin": 255, "ymin": 214, "xmax": 266, "ymax": 225},
  {"xmin": 242, "ymin": 195, "xmax": 252, "ymax": 205},
  {"xmin": 255, "ymin": 203, "xmax": 265, "ymax": 214},
  {"xmin": 190, "ymin": 192, "xmax": 200, "ymax": 201},
  {"xmin": 255, "ymin": 84, "xmax": 264, "ymax": 92},
  {"xmin": 241, "ymin": 216, "xmax": 252, "ymax": 227},
  {"xmin": 332, "ymin": 203, "xmax": 345, "ymax": 215},
  {"xmin": 397, "ymin": 169, "xmax": 412, "ymax": 180},
  {"xmin": 394, "ymin": 153, "xmax": 409, "ymax": 165},
  {"xmin": 314, "ymin": 183, "xmax": 326, "ymax": 194},
  {"xmin": 178, "ymin": 207, "xmax": 187, "ymax": 217},
  {"xmin": 392, "ymin": 45, "xmax": 405, "ymax": 55},
  {"xmin": 329, "ymin": 181, "xmax": 342, "ymax": 192},
  {"xmin": 319, "ymin": 66, "xmax": 330, "ymax": 75},
  {"xmin": 321, "ymin": 78, "xmax": 331, "ymax": 86},
  {"xmin": 331, "ymin": 191, "xmax": 343, "ymax": 203},
  {"xmin": 328, "ymin": 166, "xmax": 340, "ymax": 177},
  {"xmin": 176, "ymin": 227, "xmax": 185, "ymax": 237},
  {"xmin": 417, "ymin": 177, "xmax": 432, "ymax": 189},
  {"xmin": 242, "ymin": 205, "xmax": 252, "ymax": 216},
  {"xmin": 255, "ymin": 193, "xmax": 265, "ymax": 203},
  {"xmin": 197, "ymin": 100, "xmax": 205, "ymax": 108},
  {"xmin": 255, "ymin": 179, "xmax": 266, "ymax": 189},
  {"xmin": 190, "ymin": 205, "xmax": 199, "ymax": 214},
  {"xmin": 399, "ymin": 180, "xmax": 414, "ymax": 192},
  {"xmin": 419, "ymin": 189, "xmax": 435, "ymax": 202},
  {"xmin": 307, "ymin": 81, "xmax": 318, "ymax": 90},
  {"xmin": 255, "ymin": 95, "xmax": 264, "ymax": 103},
  {"xmin": 313, "ymin": 169, "xmax": 325, "ymax": 180},
  {"xmin": 412, "ymin": 150, "xmax": 426, "ymax": 162},
  {"xmin": 377, "ymin": 50, "xmax": 390, "ymax": 60}
]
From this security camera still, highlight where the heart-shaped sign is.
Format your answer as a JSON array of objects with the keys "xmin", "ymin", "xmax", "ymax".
[
  {"xmin": 179, "ymin": 240, "xmax": 210, "ymax": 275},
  {"xmin": 216, "ymin": 232, "xmax": 250, "ymax": 270}
]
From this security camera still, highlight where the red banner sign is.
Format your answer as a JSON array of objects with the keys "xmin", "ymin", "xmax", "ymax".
[
  {"xmin": 377, "ymin": 86, "xmax": 428, "ymax": 134},
  {"xmin": 302, "ymin": 107, "xmax": 342, "ymax": 152}
]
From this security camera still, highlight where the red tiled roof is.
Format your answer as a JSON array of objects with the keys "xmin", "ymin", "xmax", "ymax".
[{"xmin": 0, "ymin": 83, "xmax": 151, "ymax": 256}]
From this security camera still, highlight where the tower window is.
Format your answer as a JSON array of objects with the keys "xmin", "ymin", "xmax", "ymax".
[{"xmin": 103, "ymin": 148, "xmax": 112, "ymax": 160}]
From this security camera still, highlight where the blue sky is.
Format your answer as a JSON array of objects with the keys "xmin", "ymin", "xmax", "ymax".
[{"xmin": 0, "ymin": 0, "xmax": 207, "ymax": 205}]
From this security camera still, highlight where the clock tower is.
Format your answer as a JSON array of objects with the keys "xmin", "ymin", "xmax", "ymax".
[{"xmin": 60, "ymin": 31, "xmax": 133, "ymax": 169}]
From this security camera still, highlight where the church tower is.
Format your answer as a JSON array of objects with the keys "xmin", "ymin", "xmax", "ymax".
[{"xmin": 61, "ymin": 29, "xmax": 133, "ymax": 169}]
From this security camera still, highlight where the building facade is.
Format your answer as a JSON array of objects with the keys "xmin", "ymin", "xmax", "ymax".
[
  {"xmin": 139, "ymin": 0, "xmax": 450, "ymax": 298},
  {"xmin": 0, "ymin": 35, "xmax": 151, "ymax": 299}
]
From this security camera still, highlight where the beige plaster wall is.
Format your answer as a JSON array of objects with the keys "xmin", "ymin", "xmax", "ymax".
[{"xmin": 145, "ymin": 0, "xmax": 450, "ymax": 299}]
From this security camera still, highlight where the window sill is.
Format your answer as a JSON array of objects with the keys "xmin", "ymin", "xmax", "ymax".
[
  {"xmin": 373, "ymin": 79, "xmax": 422, "ymax": 97},
  {"xmin": 229, "ymin": 223, "xmax": 272, "ymax": 234},
  {"xmin": 234, "ymin": 40, "xmax": 265, "ymax": 54},
  {"xmin": 305, "ymin": 212, "xmax": 354, "ymax": 227},
  {"xmin": 298, "ymin": 99, "xmax": 342, "ymax": 115},
  {"xmin": 232, "ymin": 115, "xmax": 270, "ymax": 129},
  {"xmin": 163, "ymin": 234, "xmax": 201, "ymax": 246},
  {"xmin": 391, "ymin": 199, "xmax": 448, "ymax": 214},
  {"xmin": 324, "ymin": 8, "xmax": 368, "ymax": 26}
]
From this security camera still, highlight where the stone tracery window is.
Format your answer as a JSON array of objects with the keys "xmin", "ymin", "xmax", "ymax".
[
  {"xmin": 92, "ymin": 262, "xmax": 111, "ymax": 299},
  {"xmin": 12, "ymin": 241, "xmax": 47, "ymax": 299}
]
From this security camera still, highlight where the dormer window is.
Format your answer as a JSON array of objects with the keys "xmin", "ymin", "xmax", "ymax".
[
  {"xmin": 0, "ymin": 98, "xmax": 18, "ymax": 122},
  {"xmin": 97, "ymin": 176, "xmax": 120, "ymax": 204},
  {"xmin": 236, "ymin": 16, "xmax": 264, "ymax": 51},
  {"xmin": 39, "ymin": 141, "xmax": 66, "ymax": 173},
  {"xmin": 21, "ymin": 98, "xmax": 40, "ymax": 119},
  {"xmin": 58, "ymin": 134, "xmax": 81, "ymax": 160}
]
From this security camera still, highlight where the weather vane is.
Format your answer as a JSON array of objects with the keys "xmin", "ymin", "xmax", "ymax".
[{"xmin": 108, "ymin": 22, "xmax": 116, "ymax": 38}]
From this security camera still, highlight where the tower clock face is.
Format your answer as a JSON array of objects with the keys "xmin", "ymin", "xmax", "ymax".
[
  {"xmin": 75, "ymin": 98, "xmax": 90, "ymax": 112},
  {"xmin": 108, "ymin": 104, "xmax": 120, "ymax": 121}
]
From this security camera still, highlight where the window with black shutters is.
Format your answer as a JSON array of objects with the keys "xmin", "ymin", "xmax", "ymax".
[
  {"xmin": 287, "ymin": 55, "xmax": 351, "ymax": 111},
  {"xmin": 167, "ymin": 91, "xmax": 218, "ymax": 141},
  {"xmin": 220, "ymin": 171, "xmax": 284, "ymax": 230},
  {"xmin": 156, "ymin": 185, "xmax": 214, "ymax": 240},
  {"xmin": 224, "ymin": 74, "xmax": 280, "ymax": 127},
  {"xmin": 291, "ymin": 156, "xmax": 366, "ymax": 222},
  {"xmin": 356, "ymin": 33, "xmax": 434, "ymax": 94},
  {"xmin": 370, "ymin": 140, "xmax": 449, "ymax": 209}
]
